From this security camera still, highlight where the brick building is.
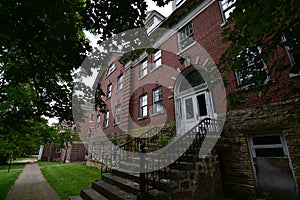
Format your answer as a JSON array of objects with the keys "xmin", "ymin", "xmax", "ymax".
[{"xmin": 81, "ymin": 0, "xmax": 300, "ymax": 199}]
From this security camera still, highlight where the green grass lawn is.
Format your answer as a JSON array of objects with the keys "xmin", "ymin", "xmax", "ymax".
[
  {"xmin": 37, "ymin": 161, "xmax": 64, "ymax": 166},
  {"xmin": 0, "ymin": 170, "xmax": 22, "ymax": 199},
  {"xmin": 0, "ymin": 163, "xmax": 25, "ymax": 171},
  {"xmin": 41, "ymin": 164, "xmax": 101, "ymax": 200}
]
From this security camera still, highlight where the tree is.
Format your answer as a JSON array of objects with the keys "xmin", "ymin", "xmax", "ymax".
[
  {"xmin": 0, "ymin": 0, "xmax": 171, "ymax": 163},
  {"xmin": 219, "ymin": 0, "xmax": 300, "ymax": 109}
]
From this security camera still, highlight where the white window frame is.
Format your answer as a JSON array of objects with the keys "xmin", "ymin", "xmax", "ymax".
[
  {"xmin": 178, "ymin": 22, "xmax": 195, "ymax": 51},
  {"xmin": 140, "ymin": 59, "xmax": 148, "ymax": 78},
  {"xmin": 152, "ymin": 87, "xmax": 163, "ymax": 114},
  {"xmin": 139, "ymin": 94, "xmax": 148, "ymax": 118},
  {"xmin": 235, "ymin": 47, "xmax": 268, "ymax": 87},
  {"xmin": 152, "ymin": 50, "xmax": 162, "ymax": 70},
  {"xmin": 220, "ymin": 0, "xmax": 236, "ymax": 22},
  {"xmin": 107, "ymin": 62, "xmax": 116, "ymax": 77},
  {"xmin": 103, "ymin": 111, "xmax": 109, "ymax": 128},
  {"xmin": 106, "ymin": 83, "xmax": 112, "ymax": 98},
  {"xmin": 114, "ymin": 104, "xmax": 121, "ymax": 124},
  {"xmin": 87, "ymin": 127, "xmax": 92, "ymax": 139},
  {"xmin": 282, "ymin": 25, "xmax": 299, "ymax": 76},
  {"xmin": 56, "ymin": 146, "xmax": 62, "ymax": 153},
  {"xmin": 248, "ymin": 134, "xmax": 288, "ymax": 158},
  {"xmin": 117, "ymin": 74, "xmax": 123, "ymax": 90},
  {"xmin": 96, "ymin": 115, "xmax": 100, "ymax": 130}
]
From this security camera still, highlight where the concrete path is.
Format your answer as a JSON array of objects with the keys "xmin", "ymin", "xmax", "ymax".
[{"xmin": 5, "ymin": 163, "xmax": 61, "ymax": 200}]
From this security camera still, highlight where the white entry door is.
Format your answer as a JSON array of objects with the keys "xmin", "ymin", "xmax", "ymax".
[{"xmin": 180, "ymin": 90, "xmax": 212, "ymax": 134}]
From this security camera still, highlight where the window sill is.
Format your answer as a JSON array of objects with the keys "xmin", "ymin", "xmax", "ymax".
[
  {"xmin": 106, "ymin": 96, "xmax": 111, "ymax": 100},
  {"xmin": 138, "ymin": 74, "xmax": 148, "ymax": 80},
  {"xmin": 289, "ymin": 73, "xmax": 300, "ymax": 78},
  {"xmin": 151, "ymin": 64, "xmax": 162, "ymax": 73},
  {"xmin": 178, "ymin": 41, "xmax": 197, "ymax": 54},
  {"xmin": 138, "ymin": 116, "xmax": 148, "ymax": 120},
  {"xmin": 150, "ymin": 111, "xmax": 164, "ymax": 117},
  {"xmin": 113, "ymin": 123, "xmax": 120, "ymax": 126}
]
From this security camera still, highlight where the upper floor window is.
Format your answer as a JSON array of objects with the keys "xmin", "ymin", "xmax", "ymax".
[
  {"xmin": 140, "ymin": 59, "xmax": 148, "ymax": 78},
  {"xmin": 87, "ymin": 127, "xmax": 92, "ymax": 139},
  {"xmin": 107, "ymin": 62, "xmax": 116, "ymax": 76},
  {"xmin": 220, "ymin": 0, "xmax": 236, "ymax": 21},
  {"xmin": 153, "ymin": 87, "xmax": 163, "ymax": 114},
  {"xmin": 235, "ymin": 46, "xmax": 268, "ymax": 87},
  {"xmin": 89, "ymin": 112, "xmax": 94, "ymax": 122},
  {"xmin": 175, "ymin": 0, "xmax": 185, "ymax": 8},
  {"xmin": 115, "ymin": 104, "xmax": 121, "ymax": 124},
  {"xmin": 96, "ymin": 115, "xmax": 100, "ymax": 130},
  {"xmin": 152, "ymin": 50, "xmax": 162, "ymax": 70},
  {"xmin": 139, "ymin": 94, "xmax": 148, "ymax": 118},
  {"xmin": 178, "ymin": 23, "xmax": 194, "ymax": 51},
  {"xmin": 103, "ymin": 111, "xmax": 109, "ymax": 128},
  {"xmin": 106, "ymin": 83, "xmax": 112, "ymax": 98},
  {"xmin": 117, "ymin": 74, "xmax": 123, "ymax": 90},
  {"xmin": 282, "ymin": 25, "xmax": 299, "ymax": 74}
]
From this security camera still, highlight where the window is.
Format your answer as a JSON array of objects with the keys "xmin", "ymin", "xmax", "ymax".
[
  {"xmin": 152, "ymin": 50, "xmax": 162, "ymax": 70},
  {"xmin": 179, "ymin": 23, "xmax": 194, "ymax": 50},
  {"xmin": 115, "ymin": 104, "xmax": 121, "ymax": 124},
  {"xmin": 56, "ymin": 146, "xmax": 62, "ymax": 153},
  {"xmin": 249, "ymin": 134, "xmax": 287, "ymax": 158},
  {"xmin": 282, "ymin": 25, "xmax": 299, "ymax": 74},
  {"xmin": 96, "ymin": 115, "xmax": 100, "ymax": 130},
  {"xmin": 235, "ymin": 46, "xmax": 268, "ymax": 87},
  {"xmin": 107, "ymin": 62, "xmax": 116, "ymax": 76},
  {"xmin": 89, "ymin": 112, "xmax": 94, "ymax": 122},
  {"xmin": 106, "ymin": 83, "xmax": 112, "ymax": 98},
  {"xmin": 117, "ymin": 74, "xmax": 123, "ymax": 90},
  {"xmin": 103, "ymin": 111, "xmax": 109, "ymax": 127},
  {"xmin": 220, "ymin": 0, "xmax": 236, "ymax": 21},
  {"xmin": 87, "ymin": 127, "xmax": 92, "ymax": 139},
  {"xmin": 175, "ymin": 0, "xmax": 185, "ymax": 7},
  {"xmin": 153, "ymin": 87, "xmax": 163, "ymax": 114},
  {"xmin": 139, "ymin": 94, "xmax": 148, "ymax": 118},
  {"xmin": 140, "ymin": 59, "xmax": 148, "ymax": 78}
]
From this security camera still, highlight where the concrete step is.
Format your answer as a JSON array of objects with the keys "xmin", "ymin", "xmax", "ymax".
[
  {"xmin": 80, "ymin": 188, "xmax": 108, "ymax": 200},
  {"xmin": 92, "ymin": 180, "xmax": 136, "ymax": 200},
  {"xmin": 102, "ymin": 174, "xmax": 140, "ymax": 195},
  {"xmin": 111, "ymin": 168, "xmax": 140, "ymax": 183}
]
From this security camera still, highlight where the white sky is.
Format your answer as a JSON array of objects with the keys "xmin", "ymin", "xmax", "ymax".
[{"xmin": 146, "ymin": 0, "xmax": 173, "ymax": 17}]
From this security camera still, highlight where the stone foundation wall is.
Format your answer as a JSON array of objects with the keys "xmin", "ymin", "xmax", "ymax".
[{"xmin": 220, "ymin": 98, "xmax": 300, "ymax": 199}]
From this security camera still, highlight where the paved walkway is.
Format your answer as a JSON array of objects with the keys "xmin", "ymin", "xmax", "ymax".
[{"xmin": 5, "ymin": 163, "xmax": 61, "ymax": 200}]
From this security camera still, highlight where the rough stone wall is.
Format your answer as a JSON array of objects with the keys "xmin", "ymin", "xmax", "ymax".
[
  {"xmin": 220, "ymin": 98, "xmax": 300, "ymax": 199},
  {"xmin": 166, "ymin": 151, "xmax": 223, "ymax": 200}
]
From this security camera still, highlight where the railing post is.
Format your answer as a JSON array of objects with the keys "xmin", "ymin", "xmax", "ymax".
[{"xmin": 138, "ymin": 139, "xmax": 147, "ymax": 200}]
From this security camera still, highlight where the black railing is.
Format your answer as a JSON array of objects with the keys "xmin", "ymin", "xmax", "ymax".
[{"xmin": 144, "ymin": 118, "xmax": 221, "ymax": 190}]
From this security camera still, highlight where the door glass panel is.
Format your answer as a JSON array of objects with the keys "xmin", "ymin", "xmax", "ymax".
[
  {"xmin": 255, "ymin": 148, "xmax": 284, "ymax": 157},
  {"xmin": 197, "ymin": 94, "xmax": 207, "ymax": 116},
  {"xmin": 185, "ymin": 98, "xmax": 194, "ymax": 119}
]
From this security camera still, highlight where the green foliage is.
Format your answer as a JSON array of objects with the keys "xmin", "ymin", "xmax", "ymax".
[
  {"xmin": 157, "ymin": 134, "xmax": 174, "ymax": 148},
  {"xmin": 263, "ymin": 192, "xmax": 273, "ymax": 200},
  {"xmin": 41, "ymin": 164, "xmax": 101, "ymax": 200},
  {"xmin": 219, "ymin": 0, "xmax": 300, "ymax": 108},
  {"xmin": 0, "ymin": 171, "xmax": 22, "ymax": 200},
  {"xmin": 0, "ymin": 0, "xmax": 171, "ymax": 163}
]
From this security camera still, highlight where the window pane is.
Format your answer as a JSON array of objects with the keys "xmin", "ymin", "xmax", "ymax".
[
  {"xmin": 185, "ymin": 98, "xmax": 194, "ymax": 119},
  {"xmin": 255, "ymin": 148, "xmax": 284, "ymax": 157},
  {"xmin": 253, "ymin": 135, "xmax": 282, "ymax": 145},
  {"xmin": 197, "ymin": 94, "xmax": 207, "ymax": 117}
]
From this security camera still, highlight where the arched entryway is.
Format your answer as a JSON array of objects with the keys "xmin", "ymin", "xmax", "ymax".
[{"xmin": 174, "ymin": 66, "xmax": 215, "ymax": 134}]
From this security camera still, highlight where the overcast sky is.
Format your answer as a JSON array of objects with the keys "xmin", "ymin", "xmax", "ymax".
[{"xmin": 146, "ymin": 0, "xmax": 173, "ymax": 17}]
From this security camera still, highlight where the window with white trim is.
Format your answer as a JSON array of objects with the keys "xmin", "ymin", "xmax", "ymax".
[
  {"xmin": 56, "ymin": 146, "xmax": 62, "ymax": 153},
  {"xmin": 87, "ymin": 127, "xmax": 92, "ymax": 139},
  {"xmin": 249, "ymin": 134, "xmax": 287, "ymax": 158},
  {"xmin": 139, "ymin": 94, "xmax": 148, "ymax": 118},
  {"xmin": 107, "ymin": 62, "xmax": 116, "ymax": 76},
  {"xmin": 235, "ymin": 46, "xmax": 268, "ymax": 87},
  {"xmin": 106, "ymin": 83, "xmax": 112, "ymax": 98},
  {"xmin": 140, "ymin": 59, "xmax": 148, "ymax": 78},
  {"xmin": 103, "ymin": 111, "xmax": 109, "ymax": 128},
  {"xmin": 178, "ymin": 23, "xmax": 194, "ymax": 51},
  {"xmin": 117, "ymin": 74, "xmax": 123, "ymax": 90},
  {"xmin": 152, "ymin": 50, "xmax": 162, "ymax": 70},
  {"xmin": 220, "ymin": 0, "xmax": 236, "ymax": 21},
  {"xmin": 282, "ymin": 25, "xmax": 299, "ymax": 75},
  {"xmin": 115, "ymin": 104, "xmax": 121, "ymax": 124},
  {"xmin": 96, "ymin": 115, "xmax": 100, "ymax": 130},
  {"xmin": 153, "ymin": 87, "xmax": 163, "ymax": 114}
]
